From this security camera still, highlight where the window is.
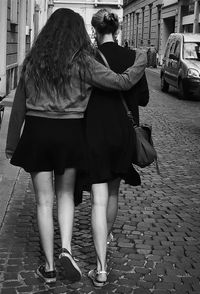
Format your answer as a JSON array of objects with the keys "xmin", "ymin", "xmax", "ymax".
[
  {"xmin": 174, "ymin": 41, "xmax": 181, "ymax": 59},
  {"xmin": 136, "ymin": 12, "xmax": 140, "ymax": 48},
  {"xmin": 10, "ymin": 0, "xmax": 18, "ymax": 24},
  {"xmin": 164, "ymin": 41, "xmax": 171, "ymax": 58},
  {"xmin": 157, "ymin": 5, "xmax": 162, "ymax": 51},
  {"xmin": 141, "ymin": 7, "xmax": 145, "ymax": 43},
  {"xmin": 148, "ymin": 4, "xmax": 153, "ymax": 42},
  {"xmin": 184, "ymin": 42, "xmax": 200, "ymax": 60},
  {"xmin": 167, "ymin": 41, "xmax": 176, "ymax": 57},
  {"xmin": 131, "ymin": 12, "xmax": 135, "ymax": 46},
  {"xmin": 188, "ymin": 0, "xmax": 195, "ymax": 15}
]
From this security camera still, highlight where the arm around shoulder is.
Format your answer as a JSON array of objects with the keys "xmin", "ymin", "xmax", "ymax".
[{"xmin": 87, "ymin": 53, "xmax": 147, "ymax": 91}]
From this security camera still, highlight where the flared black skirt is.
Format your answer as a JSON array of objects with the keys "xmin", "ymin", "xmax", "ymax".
[{"xmin": 11, "ymin": 116, "xmax": 87, "ymax": 175}]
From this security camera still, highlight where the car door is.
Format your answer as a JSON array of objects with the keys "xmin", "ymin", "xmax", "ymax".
[{"xmin": 165, "ymin": 39, "xmax": 176, "ymax": 86}]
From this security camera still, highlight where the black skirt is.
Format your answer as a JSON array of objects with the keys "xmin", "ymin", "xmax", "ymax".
[{"xmin": 11, "ymin": 116, "xmax": 87, "ymax": 175}]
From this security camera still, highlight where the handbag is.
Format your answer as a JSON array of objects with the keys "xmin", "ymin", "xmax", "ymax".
[
  {"xmin": 120, "ymin": 96, "xmax": 159, "ymax": 170},
  {"xmin": 97, "ymin": 49, "xmax": 159, "ymax": 173}
]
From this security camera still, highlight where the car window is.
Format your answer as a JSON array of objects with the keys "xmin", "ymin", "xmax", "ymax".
[
  {"xmin": 169, "ymin": 41, "xmax": 176, "ymax": 56},
  {"xmin": 164, "ymin": 40, "xmax": 171, "ymax": 58},
  {"xmin": 174, "ymin": 41, "xmax": 181, "ymax": 59},
  {"xmin": 183, "ymin": 42, "xmax": 200, "ymax": 60}
]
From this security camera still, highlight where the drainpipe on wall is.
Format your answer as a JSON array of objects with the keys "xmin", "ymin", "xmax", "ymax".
[
  {"xmin": 34, "ymin": 4, "xmax": 40, "ymax": 39},
  {"xmin": 193, "ymin": 0, "xmax": 200, "ymax": 33},
  {"xmin": 177, "ymin": 1, "xmax": 183, "ymax": 33},
  {"xmin": 0, "ymin": 0, "xmax": 8, "ymax": 96},
  {"xmin": 18, "ymin": 0, "xmax": 27, "ymax": 77}
]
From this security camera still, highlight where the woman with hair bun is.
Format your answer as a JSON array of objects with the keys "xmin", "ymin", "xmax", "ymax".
[{"xmin": 86, "ymin": 8, "xmax": 149, "ymax": 287}]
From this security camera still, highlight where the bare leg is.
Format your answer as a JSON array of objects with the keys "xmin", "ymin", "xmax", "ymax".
[
  {"xmin": 55, "ymin": 168, "xmax": 82, "ymax": 281},
  {"xmin": 91, "ymin": 183, "xmax": 108, "ymax": 280},
  {"xmin": 107, "ymin": 178, "xmax": 120, "ymax": 235},
  {"xmin": 31, "ymin": 171, "xmax": 55, "ymax": 271},
  {"xmin": 55, "ymin": 168, "xmax": 76, "ymax": 254}
]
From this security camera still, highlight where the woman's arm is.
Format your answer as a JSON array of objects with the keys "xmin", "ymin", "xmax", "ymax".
[
  {"xmin": 5, "ymin": 77, "xmax": 26, "ymax": 158},
  {"xmin": 87, "ymin": 50, "xmax": 147, "ymax": 90}
]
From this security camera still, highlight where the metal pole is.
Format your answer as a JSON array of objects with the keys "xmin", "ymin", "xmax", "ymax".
[
  {"xmin": 193, "ymin": 0, "xmax": 200, "ymax": 33},
  {"xmin": 18, "ymin": 0, "xmax": 27, "ymax": 75},
  {"xmin": 0, "ymin": 0, "xmax": 8, "ymax": 96}
]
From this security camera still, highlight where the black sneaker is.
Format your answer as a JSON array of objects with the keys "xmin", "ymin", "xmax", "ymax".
[
  {"xmin": 36, "ymin": 265, "xmax": 56, "ymax": 283},
  {"xmin": 59, "ymin": 248, "xmax": 82, "ymax": 282}
]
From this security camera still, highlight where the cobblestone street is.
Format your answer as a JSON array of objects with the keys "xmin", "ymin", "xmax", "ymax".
[{"xmin": 0, "ymin": 69, "xmax": 200, "ymax": 294}]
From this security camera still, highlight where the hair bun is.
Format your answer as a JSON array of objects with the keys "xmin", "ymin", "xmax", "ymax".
[{"xmin": 103, "ymin": 12, "xmax": 117, "ymax": 24}]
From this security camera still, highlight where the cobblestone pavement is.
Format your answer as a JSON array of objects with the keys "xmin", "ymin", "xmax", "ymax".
[{"xmin": 0, "ymin": 70, "xmax": 200, "ymax": 293}]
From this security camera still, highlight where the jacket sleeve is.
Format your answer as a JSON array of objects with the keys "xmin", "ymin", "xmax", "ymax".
[
  {"xmin": 5, "ymin": 77, "xmax": 26, "ymax": 158},
  {"xmin": 133, "ymin": 73, "xmax": 149, "ymax": 107},
  {"xmin": 87, "ymin": 49, "xmax": 147, "ymax": 91}
]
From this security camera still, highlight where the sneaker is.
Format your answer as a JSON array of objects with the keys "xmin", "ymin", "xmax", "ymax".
[
  {"xmin": 88, "ymin": 268, "xmax": 108, "ymax": 287},
  {"xmin": 59, "ymin": 248, "xmax": 82, "ymax": 282},
  {"xmin": 36, "ymin": 265, "xmax": 56, "ymax": 283}
]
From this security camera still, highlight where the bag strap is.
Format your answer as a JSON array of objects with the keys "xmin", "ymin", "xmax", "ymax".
[{"xmin": 97, "ymin": 49, "xmax": 137, "ymax": 126}]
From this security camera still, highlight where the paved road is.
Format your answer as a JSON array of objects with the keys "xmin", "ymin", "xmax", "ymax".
[{"xmin": 0, "ymin": 69, "xmax": 200, "ymax": 293}]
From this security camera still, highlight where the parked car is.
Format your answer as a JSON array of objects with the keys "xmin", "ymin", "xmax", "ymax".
[{"xmin": 160, "ymin": 33, "xmax": 200, "ymax": 100}]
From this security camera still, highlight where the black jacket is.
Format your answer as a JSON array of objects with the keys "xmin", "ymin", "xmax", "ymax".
[{"xmin": 99, "ymin": 42, "xmax": 149, "ymax": 125}]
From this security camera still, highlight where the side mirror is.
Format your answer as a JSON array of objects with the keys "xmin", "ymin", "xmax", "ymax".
[{"xmin": 169, "ymin": 53, "xmax": 179, "ymax": 60}]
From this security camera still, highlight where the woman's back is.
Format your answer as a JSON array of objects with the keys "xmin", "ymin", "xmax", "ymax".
[
  {"xmin": 99, "ymin": 42, "xmax": 135, "ymax": 73},
  {"xmin": 95, "ymin": 42, "xmax": 149, "ymax": 124}
]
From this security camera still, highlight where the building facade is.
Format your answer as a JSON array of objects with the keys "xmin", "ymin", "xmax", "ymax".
[
  {"xmin": 49, "ymin": 0, "xmax": 123, "ymax": 43},
  {"xmin": 123, "ymin": 0, "xmax": 200, "ymax": 64},
  {"xmin": 0, "ymin": 0, "xmax": 124, "ymax": 97},
  {"xmin": 0, "ymin": 0, "xmax": 50, "ymax": 97}
]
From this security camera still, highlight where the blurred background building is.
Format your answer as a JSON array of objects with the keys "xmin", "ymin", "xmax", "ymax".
[
  {"xmin": 51, "ymin": 1, "xmax": 123, "ymax": 43},
  {"xmin": 123, "ymin": 0, "xmax": 200, "ymax": 64},
  {"xmin": 0, "ymin": 0, "xmax": 199, "ymax": 97},
  {"xmin": 0, "ymin": 0, "xmax": 49, "ymax": 97},
  {"xmin": 0, "ymin": 0, "xmax": 123, "ymax": 97}
]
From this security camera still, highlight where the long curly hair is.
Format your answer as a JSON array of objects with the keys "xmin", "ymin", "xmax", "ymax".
[{"xmin": 21, "ymin": 8, "xmax": 94, "ymax": 96}]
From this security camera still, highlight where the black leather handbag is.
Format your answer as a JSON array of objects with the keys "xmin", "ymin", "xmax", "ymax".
[
  {"xmin": 120, "ymin": 96, "xmax": 158, "ymax": 169},
  {"xmin": 97, "ymin": 49, "xmax": 159, "ymax": 172}
]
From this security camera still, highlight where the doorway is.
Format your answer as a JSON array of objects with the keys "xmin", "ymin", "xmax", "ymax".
[{"xmin": 161, "ymin": 16, "xmax": 175, "ymax": 62}]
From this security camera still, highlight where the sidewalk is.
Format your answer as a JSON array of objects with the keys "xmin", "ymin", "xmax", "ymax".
[{"xmin": 0, "ymin": 90, "xmax": 25, "ymax": 228}]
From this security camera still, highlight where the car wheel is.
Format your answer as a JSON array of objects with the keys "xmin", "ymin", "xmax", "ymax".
[
  {"xmin": 161, "ymin": 75, "xmax": 169, "ymax": 92},
  {"xmin": 179, "ymin": 79, "xmax": 188, "ymax": 100}
]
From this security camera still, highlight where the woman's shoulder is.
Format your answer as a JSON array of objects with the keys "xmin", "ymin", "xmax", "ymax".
[
  {"xmin": 103, "ymin": 43, "xmax": 136, "ymax": 60},
  {"xmin": 100, "ymin": 43, "xmax": 136, "ymax": 70},
  {"xmin": 118, "ymin": 44, "xmax": 136, "ymax": 58}
]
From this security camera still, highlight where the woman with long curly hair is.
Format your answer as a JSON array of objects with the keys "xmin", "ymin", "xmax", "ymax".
[{"xmin": 6, "ymin": 8, "xmax": 146, "ymax": 284}]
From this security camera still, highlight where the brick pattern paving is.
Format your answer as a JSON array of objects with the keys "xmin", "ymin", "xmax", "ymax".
[{"xmin": 0, "ymin": 79, "xmax": 200, "ymax": 293}]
